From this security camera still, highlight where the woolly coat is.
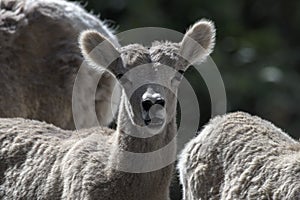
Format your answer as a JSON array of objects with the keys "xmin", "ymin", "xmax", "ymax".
[
  {"xmin": 0, "ymin": 118, "xmax": 113, "ymax": 199},
  {"xmin": 178, "ymin": 112, "xmax": 300, "ymax": 200},
  {"xmin": 0, "ymin": 0, "xmax": 119, "ymax": 129}
]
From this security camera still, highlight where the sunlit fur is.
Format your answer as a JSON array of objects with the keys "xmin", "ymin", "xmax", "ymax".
[{"xmin": 178, "ymin": 112, "xmax": 300, "ymax": 200}]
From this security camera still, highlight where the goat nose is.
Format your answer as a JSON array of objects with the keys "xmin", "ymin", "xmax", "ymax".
[
  {"xmin": 142, "ymin": 98, "xmax": 165, "ymax": 111},
  {"xmin": 142, "ymin": 99, "xmax": 153, "ymax": 111},
  {"xmin": 155, "ymin": 98, "xmax": 165, "ymax": 107}
]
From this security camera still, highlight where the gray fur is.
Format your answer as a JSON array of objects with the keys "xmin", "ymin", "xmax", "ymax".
[
  {"xmin": 0, "ymin": 0, "xmax": 120, "ymax": 129},
  {"xmin": 0, "ymin": 19, "xmax": 215, "ymax": 199},
  {"xmin": 178, "ymin": 111, "xmax": 300, "ymax": 200}
]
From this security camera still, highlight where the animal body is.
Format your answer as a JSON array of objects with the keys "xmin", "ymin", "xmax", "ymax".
[
  {"xmin": 178, "ymin": 111, "xmax": 300, "ymax": 200},
  {"xmin": 0, "ymin": 19, "xmax": 216, "ymax": 199},
  {"xmin": 0, "ymin": 0, "xmax": 120, "ymax": 129}
]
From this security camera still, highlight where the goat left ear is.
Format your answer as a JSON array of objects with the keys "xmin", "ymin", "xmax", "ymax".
[
  {"xmin": 180, "ymin": 19, "xmax": 216, "ymax": 67},
  {"xmin": 79, "ymin": 30, "xmax": 122, "ymax": 76}
]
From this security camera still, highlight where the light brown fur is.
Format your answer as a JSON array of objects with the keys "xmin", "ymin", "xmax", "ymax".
[
  {"xmin": 0, "ymin": 18, "xmax": 215, "ymax": 199},
  {"xmin": 178, "ymin": 112, "xmax": 300, "ymax": 200},
  {"xmin": 0, "ymin": 0, "xmax": 119, "ymax": 129}
]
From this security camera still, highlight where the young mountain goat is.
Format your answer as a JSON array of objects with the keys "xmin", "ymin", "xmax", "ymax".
[
  {"xmin": 0, "ymin": 20, "xmax": 215, "ymax": 199},
  {"xmin": 178, "ymin": 111, "xmax": 300, "ymax": 200}
]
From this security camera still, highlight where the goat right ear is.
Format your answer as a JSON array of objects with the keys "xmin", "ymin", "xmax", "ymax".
[
  {"xmin": 79, "ymin": 30, "xmax": 121, "ymax": 74},
  {"xmin": 180, "ymin": 19, "xmax": 216, "ymax": 67}
]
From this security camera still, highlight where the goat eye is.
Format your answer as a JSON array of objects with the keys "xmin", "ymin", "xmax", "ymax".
[
  {"xmin": 171, "ymin": 70, "xmax": 184, "ymax": 86},
  {"xmin": 116, "ymin": 74, "xmax": 124, "ymax": 79},
  {"xmin": 118, "ymin": 75, "xmax": 132, "ymax": 88},
  {"xmin": 178, "ymin": 70, "xmax": 184, "ymax": 75},
  {"xmin": 174, "ymin": 70, "xmax": 184, "ymax": 81}
]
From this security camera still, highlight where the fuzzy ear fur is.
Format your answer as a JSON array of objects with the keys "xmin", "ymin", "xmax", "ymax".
[
  {"xmin": 180, "ymin": 19, "xmax": 216, "ymax": 66},
  {"xmin": 79, "ymin": 30, "xmax": 120, "ymax": 71}
]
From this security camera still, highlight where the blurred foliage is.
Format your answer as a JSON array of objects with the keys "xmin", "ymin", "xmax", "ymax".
[
  {"xmin": 72, "ymin": 0, "xmax": 300, "ymax": 199},
  {"xmin": 73, "ymin": 0, "xmax": 300, "ymax": 139},
  {"xmin": 72, "ymin": 0, "xmax": 300, "ymax": 137}
]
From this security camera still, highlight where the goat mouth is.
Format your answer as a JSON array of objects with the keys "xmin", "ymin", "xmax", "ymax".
[{"xmin": 144, "ymin": 117, "xmax": 164, "ymax": 127}]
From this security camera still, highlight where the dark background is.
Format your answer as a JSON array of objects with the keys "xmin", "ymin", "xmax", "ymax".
[
  {"xmin": 73, "ymin": 0, "xmax": 300, "ymax": 139},
  {"xmin": 72, "ymin": 0, "xmax": 300, "ymax": 198}
]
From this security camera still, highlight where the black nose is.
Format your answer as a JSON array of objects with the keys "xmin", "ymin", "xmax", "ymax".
[
  {"xmin": 155, "ymin": 98, "xmax": 165, "ymax": 107},
  {"xmin": 142, "ymin": 98, "xmax": 165, "ymax": 111},
  {"xmin": 142, "ymin": 99, "xmax": 153, "ymax": 111}
]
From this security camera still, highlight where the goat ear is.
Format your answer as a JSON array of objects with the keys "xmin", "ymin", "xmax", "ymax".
[
  {"xmin": 79, "ymin": 30, "xmax": 121, "ymax": 75},
  {"xmin": 180, "ymin": 19, "xmax": 216, "ymax": 68}
]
